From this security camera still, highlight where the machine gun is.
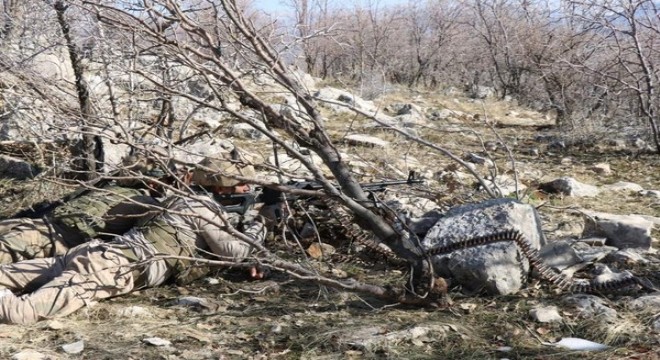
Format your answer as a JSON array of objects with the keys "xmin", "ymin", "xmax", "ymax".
[{"xmin": 213, "ymin": 171, "xmax": 423, "ymax": 215}]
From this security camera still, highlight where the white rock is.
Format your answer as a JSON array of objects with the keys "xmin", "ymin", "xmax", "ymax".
[
  {"xmin": 541, "ymin": 177, "xmax": 600, "ymax": 197},
  {"xmin": 529, "ymin": 305, "xmax": 563, "ymax": 323},
  {"xmin": 639, "ymin": 190, "xmax": 660, "ymax": 198},
  {"xmin": 628, "ymin": 294, "xmax": 660, "ymax": 312},
  {"xmin": 582, "ymin": 211, "xmax": 654, "ymax": 250},
  {"xmin": 117, "ymin": 306, "xmax": 153, "ymax": 318},
  {"xmin": 61, "ymin": 340, "xmax": 84, "ymax": 354},
  {"xmin": 46, "ymin": 320, "xmax": 66, "ymax": 330},
  {"xmin": 563, "ymin": 294, "xmax": 618, "ymax": 322},
  {"xmin": 142, "ymin": 337, "xmax": 172, "ymax": 347},
  {"xmin": 10, "ymin": 350, "xmax": 53, "ymax": 360},
  {"xmin": 229, "ymin": 123, "xmax": 265, "ymax": 140},
  {"xmin": 602, "ymin": 181, "xmax": 644, "ymax": 192},
  {"xmin": 589, "ymin": 163, "xmax": 612, "ymax": 175}
]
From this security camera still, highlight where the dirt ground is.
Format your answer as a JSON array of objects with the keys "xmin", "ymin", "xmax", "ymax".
[{"xmin": 0, "ymin": 97, "xmax": 659, "ymax": 360}]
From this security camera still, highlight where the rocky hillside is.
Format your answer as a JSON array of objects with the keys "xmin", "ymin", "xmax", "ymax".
[{"xmin": 0, "ymin": 75, "xmax": 658, "ymax": 358}]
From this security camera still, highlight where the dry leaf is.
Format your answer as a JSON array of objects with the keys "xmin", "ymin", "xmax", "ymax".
[{"xmin": 307, "ymin": 243, "xmax": 324, "ymax": 259}]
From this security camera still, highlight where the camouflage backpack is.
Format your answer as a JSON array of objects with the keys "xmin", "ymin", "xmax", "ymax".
[{"xmin": 49, "ymin": 185, "xmax": 151, "ymax": 243}]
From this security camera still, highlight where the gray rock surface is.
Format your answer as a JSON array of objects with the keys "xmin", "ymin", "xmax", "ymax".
[
  {"xmin": 529, "ymin": 305, "xmax": 563, "ymax": 323},
  {"xmin": 582, "ymin": 211, "xmax": 653, "ymax": 250},
  {"xmin": 541, "ymin": 177, "xmax": 600, "ymax": 197},
  {"xmin": 422, "ymin": 198, "xmax": 546, "ymax": 295},
  {"xmin": 562, "ymin": 294, "xmax": 618, "ymax": 323},
  {"xmin": 0, "ymin": 155, "xmax": 38, "ymax": 179}
]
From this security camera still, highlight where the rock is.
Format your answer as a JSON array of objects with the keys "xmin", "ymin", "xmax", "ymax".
[
  {"xmin": 571, "ymin": 242, "xmax": 618, "ymax": 263},
  {"xmin": 0, "ymin": 155, "xmax": 39, "ymax": 179},
  {"xmin": 540, "ymin": 177, "xmax": 600, "ymax": 197},
  {"xmin": 172, "ymin": 138, "xmax": 236, "ymax": 165},
  {"xmin": 604, "ymin": 249, "xmax": 650, "ymax": 265},
  {"xmin": 582, "ymin": 211, "xmax": 653, "ymax": 250},
  {"xmin": 467, "ymin": 85, "xmax": 495, "ymax": 99},
  {"xmin": 408, "ymin": 210, "xmax": 444, "ymax": 237},
  {"xmin": 422, "ymin": 198, "xmax": 546, "ymax": 295},
  {"xmin": 538, "ymin": 240, "xmax": 582, "ymax": 271},
  {"xmin": 602, "ymin": 181, "xmax": 644, "ymax": 192},
  {"xmin": 639, "ymin": 190, "xmax": 660, "ymax": 198},
  {"xmin": 628, "ymin": 294, "xmax": 660, "ymax": 312},
  {"xmin": 335, "ymin": 325, "xmax": 448, "ymax": 351},
  {"xmin": 529, "ymin": 305, "xmax": 563, "ymax": 323},
  {"xmin": 653, "ymin": 318, "xmax": 660, "ymax": 331},
  {"xmin": 344, "ymin": 134, "xmax": 389, "ymax": 148},
  {"xmin": 45, "ymin": 320, "xmax": 66, "ymax": 330},
  {"xmin": 307, "ymin": 243, "xmax": 336, "ymax": 259},
  {"xmin": 229, "ymin": 123, "xmax": 264, "ymax": 140},
  {"xmin": 577, "ymin": 237, "xmax": 608, "ymax": 246},
  {"xmin": 465, "ymin": 152, "xmax": 493, "ymax": 166},
  {"xmin": 176, "ymin": 296, "xmax": 210, "ymax": 308},
  {"xmin": 589, "ymin": 163, "xmax": 612, "ymax": 175},
  {"xmin": 429, "ymin": 108, "xmax": 466, "ymax": 123},
  {"xmin": 562, "ymin": 294, "xmax": 618, "ymax": 323},
  {"xmin": 608, "ymin": 138, "xmax": 627, "ymax": 149},
  {"xmin": 117, "ymin": 306, "xmax": 153, "ymax": 318},
  {"xmin": 10, "ymin": 350, "xmax": 55, "ymax": 360},
  {"xmin": 143, "ymin": 337, "xmax": 172, "ymax": 347},
  {"xmin": 61, "ymin": 340, "xmax": 84, "ymax": 354},
  {"xmin": 314, "ymin": 87, "xmax": 377, "ymax": 114},
  {"xmin": 631, "ymin": 214, "xmax": 660, "ymax": 227},
  {"xmin": 523, "ymin": 147, "xmax": 540, "ymax": 156}
]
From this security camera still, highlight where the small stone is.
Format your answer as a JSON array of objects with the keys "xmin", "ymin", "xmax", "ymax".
[
  {"xmin": 602, "ymin": 181, "xmax": 644, "ymax": 192},
  {"xmin": 589, "ymin": 163, "xmax": 612, "ymax": 175},
  {"xmin": 46, "ymin": 320, "xmax": 66, "ymax": 330},
  {"xmin": 604, "ymin": 249, "xmax": 649, "ymax": 265},
  {"xmin": 142, "ymin": 337, "xmax": 172, "ymax": 347},
  {"xmin": 465, "ymin": 152, "xmax": 493, "ymax": 166},
  {"xmin": 117, "ymin": 306, "xmax": 152, "ymax": 318},
  {"xmin": 639, "ymin": 190, "xmax": 660, "ymax": 198},
  {"xmin": 628, "ymin": 294, "xmax": 660, "ymax": 312},
  {"xmin": 204, "ymin": 277, "xmax": 220, "ymax": 285},
  {"xmin": 61, "ymin": 340, "xmax": 84, "ymax": 354},
  {"xmin": 11, "ymin": 350, "xmax": 52, "ymax": 360},
  {"xmin": 331, "ymin": 268, "xmax": 348, "ymax": 279},
  {"xmin": 563, "ymin": 294, "xmax": 618, "ymax": 323},
  {"xmin": 529, "ymin": 305, "xmax": 563, "ymax": 323},
  {"xmin": 307, "ymin": 243, "xmax": 336, "ymax": 259}
]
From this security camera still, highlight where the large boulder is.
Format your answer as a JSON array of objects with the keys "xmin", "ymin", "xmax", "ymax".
[
  {"xmin": 422, "ymin": 198, "xmax": 546, "ymax": 295},
  {"xmin": 582, "ymin": 210, "xmax": 654, "ymax": 250},
  {"xmin": 0, "ymin": 154, "xmax": 39, "ymax": 179}
]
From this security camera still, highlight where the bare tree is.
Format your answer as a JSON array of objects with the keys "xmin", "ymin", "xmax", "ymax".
[
  {"xmin": 54, "ymin": 0, "xmax": 105, "ymax": 179},
  {"xmin": 71, "ymin": 0, "xmax": 438, "ymax": 302},
  {"xmin": 567, "ymin": 0, "xmax": 660, "ymax": 153}
]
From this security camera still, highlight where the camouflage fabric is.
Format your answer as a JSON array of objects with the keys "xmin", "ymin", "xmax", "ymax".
[
  {"xmin": 0, "ymin": 167, "xmax": 268, "ymax": 324},
  {"xmin": 0, "ymin": 218, "xmax": 68, "ymax": 265},
  {"xmin": 48, "ymin": 185, "xmax": 160, "ymax": 246}
]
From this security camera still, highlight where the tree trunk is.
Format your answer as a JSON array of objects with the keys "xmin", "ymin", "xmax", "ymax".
[{"xmin": 54, "ymin": 1, "xmax": 103, "ymax": 180}]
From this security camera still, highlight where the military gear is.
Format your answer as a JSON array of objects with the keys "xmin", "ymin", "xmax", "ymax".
[
  {"xmin": 48, "ymin": 185, "xmax": 158, "ymax": 246},
  {"xmin": 0, "ymin": 192, "xmax": 268, "ymax": 324}
]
